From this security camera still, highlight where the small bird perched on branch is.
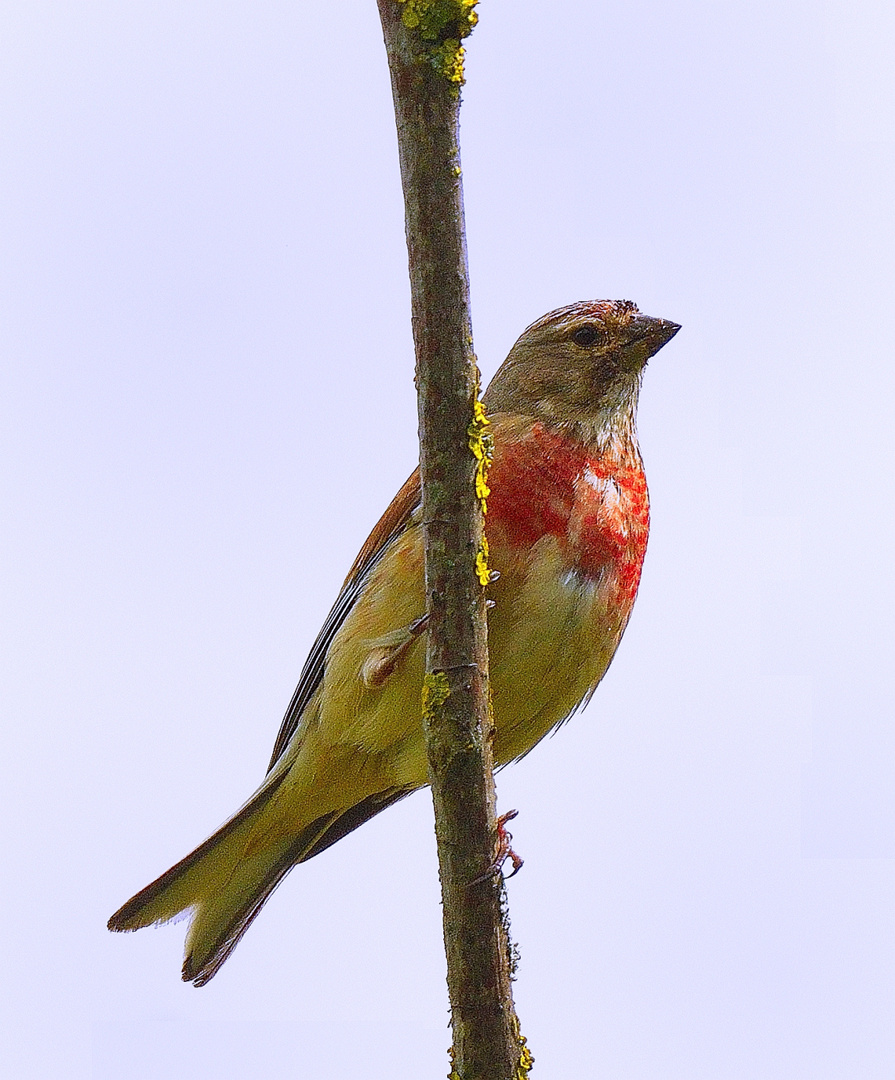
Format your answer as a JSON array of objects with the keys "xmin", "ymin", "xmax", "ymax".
[{"xmin": 109, "ymin": 299, "xmax": 680, "ymax": 985}]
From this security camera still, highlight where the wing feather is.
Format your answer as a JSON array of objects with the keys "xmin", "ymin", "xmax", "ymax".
[{"xmin": 265, "ymin": 468, "xmax": 422, "ymax": 772}]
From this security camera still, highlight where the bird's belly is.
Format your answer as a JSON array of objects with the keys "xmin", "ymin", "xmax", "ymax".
[
  {"xmin": 487, "ymin": 534, "xmax": 633, "ymax": 765},
  {"xmin": 319, "ymin": 522, "xmax": 639, "ymax": 790}
]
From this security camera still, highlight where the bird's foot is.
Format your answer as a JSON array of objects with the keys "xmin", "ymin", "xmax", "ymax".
[
  {"xmin": 361, "ymin": 614, "xmax": 430, "ymax": 688},
  {"xmin": 469, "ymin": 810, "xmax": 523, "ymax": 886}
]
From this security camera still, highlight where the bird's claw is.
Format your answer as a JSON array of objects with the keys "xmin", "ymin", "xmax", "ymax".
[{"xmin": 469, "ymin": 809, "xmax": 523, "ymax": 886}]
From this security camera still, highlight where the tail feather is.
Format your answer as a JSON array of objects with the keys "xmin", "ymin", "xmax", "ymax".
[
  {"xmin": 181, "ymin": 791, "xmax": 413, "ymax": 985},
  {"xmin": 108, "ymin": 768, "xmax": 290, "ymax": 934},
  {"xmin": 182, "ymin": 810, "xmax": 339, "ymax": 986},
  {"xmin": 109, "ymin": 778, "xmax": 416, "ymax": 985},
  {"xmin": 297, "ymin": 787, "xmax": 412, "ymax": 862}
]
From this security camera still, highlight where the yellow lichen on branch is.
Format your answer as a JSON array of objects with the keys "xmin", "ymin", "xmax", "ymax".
[
  {"xmin": 514, "ymin": 1026, "xmax": 535, "ymax": 1079},
  {"xmin": 450, "ymin": 1027, "xmax": 533, "ymax": 1080},
  {"xmin": 468, "ymin": 388, "xmax": 493, "ymax": 586},
  {"xmin": 396, "ymin": 0, "xmax": 479, "ymax": 83},
  {"xmin": 467, "ymin": 395, "xmax": 492, "ymax": 511},
  {"xmin": 422, "ymin": 671, "xmax": 451, "ymax": 719},
  {"xmin": 474, "ymin": 536, "xmax": 490, "ymax": 588}
]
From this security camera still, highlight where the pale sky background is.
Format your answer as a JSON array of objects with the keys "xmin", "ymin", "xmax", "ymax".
[{"xmin": 2, "ymin": 2, "xmax": 894, "ymax": 1077}]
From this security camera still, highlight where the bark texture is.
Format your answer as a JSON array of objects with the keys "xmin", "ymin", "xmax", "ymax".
[{"xmin": 376, "ymin": 3, "xmax": 525, "ymax": 1078}]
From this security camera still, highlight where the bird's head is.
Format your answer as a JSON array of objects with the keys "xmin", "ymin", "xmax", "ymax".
[{"xmin": 483, "ymin": 300, "xmax": 680, "ymax": 443}]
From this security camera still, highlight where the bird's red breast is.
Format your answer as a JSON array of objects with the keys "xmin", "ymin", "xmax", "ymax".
[{"xmin": 486, "ymin": 420, "xmax": 649, "ymax": 609}]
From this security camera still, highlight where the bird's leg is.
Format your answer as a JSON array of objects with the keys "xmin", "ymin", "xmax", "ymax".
[
  {"xmin": 361, "ymin": 614, "xmax": 429, "ymax": 687},
  {"xmin": 469, "ymin": 809, "xmax": 523, "ymax": 886}
]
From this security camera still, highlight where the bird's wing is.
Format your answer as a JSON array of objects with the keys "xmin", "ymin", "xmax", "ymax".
[{"xmin": 266, "ymin": 467, "xmax": 422, "ymax": 772}]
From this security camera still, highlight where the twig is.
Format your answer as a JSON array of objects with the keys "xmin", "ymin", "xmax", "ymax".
[{"xmin": 375, "ymin": 3, "xmax": 526, "ymax": 1077}]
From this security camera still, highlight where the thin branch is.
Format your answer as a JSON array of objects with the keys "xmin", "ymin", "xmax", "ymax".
[{"xmin": 375, "ymin": 3, "xmax": 527, "ymax": 1077}]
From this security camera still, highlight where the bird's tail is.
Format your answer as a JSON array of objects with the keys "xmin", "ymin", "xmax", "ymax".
[
  {"xmin": 108, "ymin": 770, "xmax": 412, "ymax": 986},
  {"xmin": 109, "ymin": 770, "xmax": 307, "ymax": 986}
]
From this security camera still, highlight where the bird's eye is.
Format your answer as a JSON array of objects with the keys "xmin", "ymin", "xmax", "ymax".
[{"xmin": 571, "ymin": 324, "xmax": 606, "ymax": 347}]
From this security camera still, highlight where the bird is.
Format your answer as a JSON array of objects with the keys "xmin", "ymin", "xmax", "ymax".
[{"xmin": 108, "ymin": 299, "xmax": 680, "ymax": 986}]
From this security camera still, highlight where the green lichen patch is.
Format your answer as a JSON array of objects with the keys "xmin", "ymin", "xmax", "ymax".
[
  {"xmin": 397, "ymin": 0, "xmax": 478, "ymax": 41},
  {"xmin": 397, "ymin": 0, "xmax": 479, "ymax": 83},
  {"xmin": 422, "ymin": 671, "xmax": 451, "ymax": 720},
  {"xmin": 432, "ymin": 39, "xmax": 466, "ymax": 83}
]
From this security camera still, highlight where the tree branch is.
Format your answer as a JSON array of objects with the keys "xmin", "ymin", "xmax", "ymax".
[{"xmin": 375, "ymin": 3, "xmax": 527, "ymax": 1077}]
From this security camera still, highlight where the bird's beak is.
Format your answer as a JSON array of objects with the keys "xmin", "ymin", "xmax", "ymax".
[
  {"xmin": 631, "ymin": 315, "xmax": 681, "ymax": 354},
  {"xmin": 619, "ymin": 315, "xmax": 681, "ymax": 371}
]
